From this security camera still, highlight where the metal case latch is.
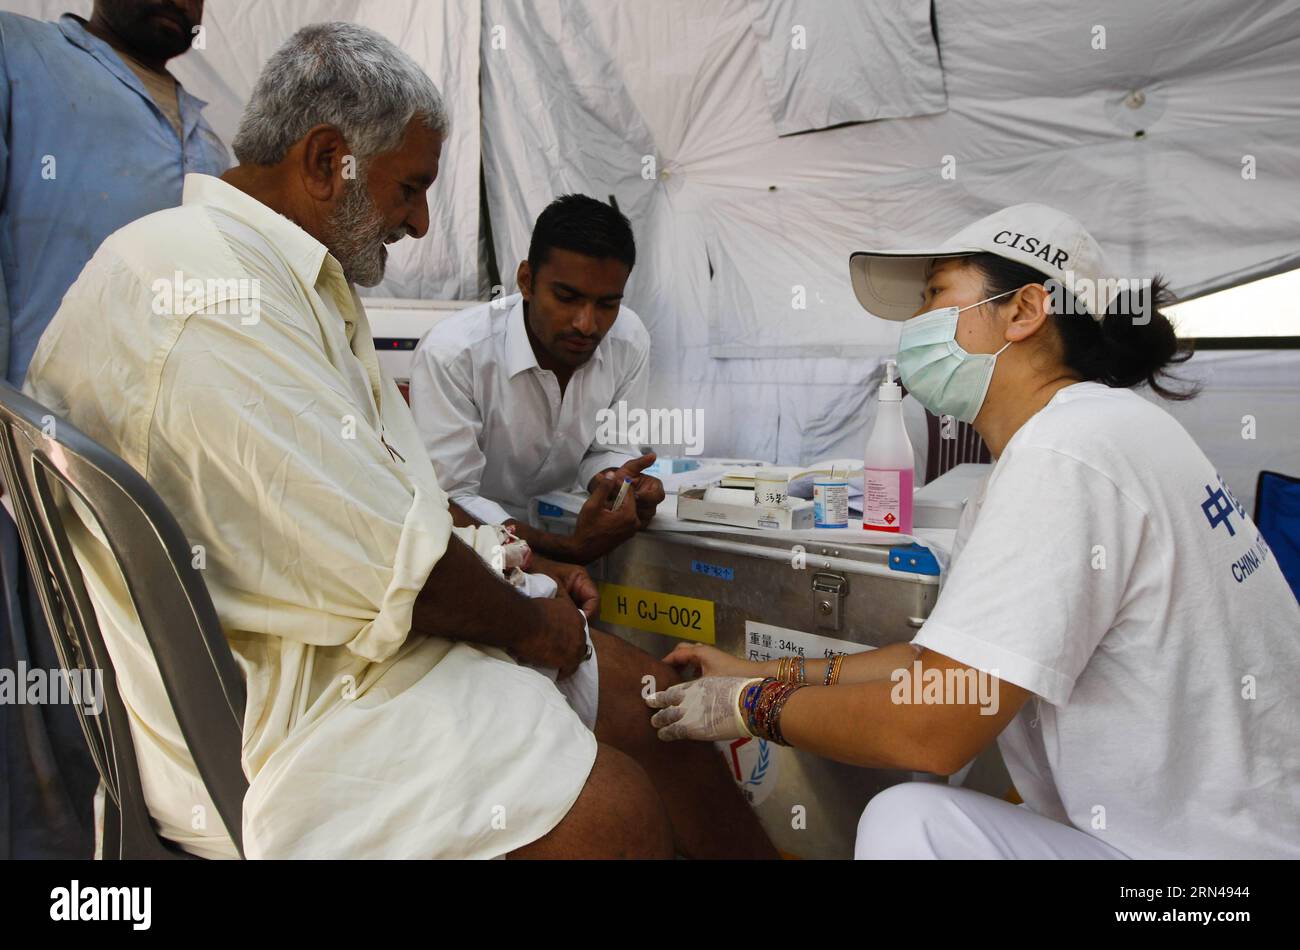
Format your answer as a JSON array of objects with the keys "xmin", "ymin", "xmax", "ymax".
[{"xmin": 811, "ymin": 572, "xmax": 848, "ymax": 632}]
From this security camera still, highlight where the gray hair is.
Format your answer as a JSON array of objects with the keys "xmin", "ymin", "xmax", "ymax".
[{"xmin": 232, "ymin": 22, "xmax": 448, "ymax": 166}]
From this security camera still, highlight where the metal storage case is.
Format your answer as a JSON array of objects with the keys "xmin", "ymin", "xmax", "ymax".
[{"xmin": 589, "ymin": 527, "xmax": 949, "ymax": 859}]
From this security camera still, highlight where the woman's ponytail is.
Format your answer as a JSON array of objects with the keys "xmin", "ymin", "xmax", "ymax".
[
  {"xmin": 966, "ymin": 253, "xmax": 1198, "ymax": 400},
  {"xmin": 1057, "ymin": 276, "xmax": 1197, "ymax": 400}
]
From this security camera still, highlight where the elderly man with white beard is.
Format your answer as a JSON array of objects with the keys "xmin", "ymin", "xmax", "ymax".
[{"xmin": 23, "ymin": 22, "xmax": 775, "ymax": 859}]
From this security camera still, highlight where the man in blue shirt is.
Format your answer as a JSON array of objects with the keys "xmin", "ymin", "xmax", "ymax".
[{"xmin": 0, "ymin": 1, "xmax": 228, "ymax": 857}]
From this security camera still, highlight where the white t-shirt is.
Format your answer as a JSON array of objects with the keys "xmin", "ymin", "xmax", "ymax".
[{"xmin": 914, "ymin": 382, "xmax": 1300, "ymax": 858}]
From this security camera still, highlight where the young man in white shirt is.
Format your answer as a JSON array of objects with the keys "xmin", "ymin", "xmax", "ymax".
[{"xmin": 409, "ymin": 195, "xmax": 666, "ymax": 563}]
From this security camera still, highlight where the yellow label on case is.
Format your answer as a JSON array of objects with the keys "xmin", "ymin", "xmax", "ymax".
[{"xmin": 597, "ymin": 583, "xmax": 716, "ymax": 644}]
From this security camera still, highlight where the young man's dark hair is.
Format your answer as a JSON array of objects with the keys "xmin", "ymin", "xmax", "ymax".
[{"xmin": 527, "ymin": 194, "xmax": 636, "ymax": 274}]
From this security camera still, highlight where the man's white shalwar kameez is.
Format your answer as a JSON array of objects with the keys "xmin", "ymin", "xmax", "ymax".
[{"xmin": 23, "ymin": 173, "xmax": 598, "ymax": 859}]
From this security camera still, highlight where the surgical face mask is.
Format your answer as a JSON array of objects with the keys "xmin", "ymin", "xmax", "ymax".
[{"xmin": 896, "ymin": 290, "xmax": 1018, "ymax": 424}]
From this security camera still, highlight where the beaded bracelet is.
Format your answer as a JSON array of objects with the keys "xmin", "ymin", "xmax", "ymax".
[
  {"xmin": 740, "ymin": 677, "xmax": 805, "ymax": 745},
  {"xmin": 744, "ymin": 677, "xmax": 780, "ymax": 737},
  {"xmin": 753, "ymin": 679, "xmax": 779, "ymax": 734},
  {"xmin": 767, "ymin": 682, "xmax": 803, "ymax": 745},
  {"xmin": 775, "ymin": 656, "xmax": 807, "ymax": 685},
  {"xmin": 824, "ymin": 654, "xmax": 845, "ymax": 686},
  {"xmin": 740, "ymin": 679, "xmax": 764, "ymax": 733},
  {"xmin": 740, "ymin": 677, "xmax": 768, "ymax": 736}
]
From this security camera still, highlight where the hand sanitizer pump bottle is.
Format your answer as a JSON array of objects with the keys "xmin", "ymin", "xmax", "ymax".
[{"xmin": 863, "ymin": 359, "xmax": 914, "ymax": 534}]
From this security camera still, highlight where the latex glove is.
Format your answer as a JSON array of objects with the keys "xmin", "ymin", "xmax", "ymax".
[{"xmin": 645, "ymin": 676, "xmax": 763, "ymax": 742}]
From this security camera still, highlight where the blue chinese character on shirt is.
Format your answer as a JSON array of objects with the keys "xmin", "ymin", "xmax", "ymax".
[{"xmin": 1201, "ymin": 475, "xmax": 1244, "ymax": 537}]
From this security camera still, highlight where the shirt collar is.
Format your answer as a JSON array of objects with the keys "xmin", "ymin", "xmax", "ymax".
[
  {"xmin": 58, "ymin": 13, "xmax": 111, "ymax": 54},
  {"xmin": 181, "ymin": 174, "xmax": 334, "ymax": 288},
  {"xmin": 504, "ymin": 297, "xmax": 540, "ymax": 378},
  {"xmin": 58, "ymin": 14, "xmax": 211, "ymax": 125},
  {"xmin": 503, "ymin": 295, "xmax": 610, "ymax": 378},
  {"xmin": 58, "ymin": 15, "xmax": 147, "ymax": 96}
]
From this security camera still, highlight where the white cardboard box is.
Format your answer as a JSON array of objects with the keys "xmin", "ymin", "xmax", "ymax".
[{"xmin": 676, "ymin": 486, "xmax": 816, "ymax": 530}]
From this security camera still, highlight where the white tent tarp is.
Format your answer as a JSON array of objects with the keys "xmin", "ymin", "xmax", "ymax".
[
  {"xmin": 9, "ymin": 0, "xmax": 1300, "ymax": 476},
  {"xmin": 16, "ymin": 0, "xmax": 488, "ymax": 302},
  {"xmin": 475, "ymin": 0, "xmax": 1300, "ymax": 463},
  {"xmin": 746, "ymin": 0, "xmax": 948, "ymax": 135}
]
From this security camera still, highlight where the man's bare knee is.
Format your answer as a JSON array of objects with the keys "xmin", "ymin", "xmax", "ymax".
[
  {"xmin": 508, "ymin": 744, "xmax": 672, "ymax": 859},
  {"xmin": 590, "ymin": 629, "xmax": 684, "ymax": 749},
  {"xmin": 591, "ymin": 627, "xmax": 682, "ymax": 695}
]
